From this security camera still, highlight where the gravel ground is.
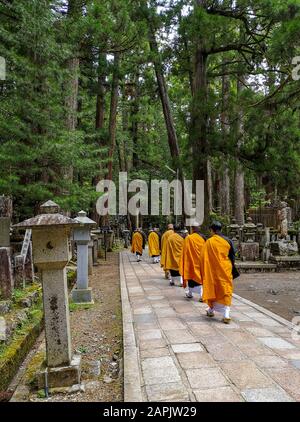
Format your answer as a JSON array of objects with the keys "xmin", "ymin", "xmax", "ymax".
[
  {"xmin": 31, "ymin": 251, "xmax": 123, "ymax": 402},
  {"xmin": 235, "ymin": 271, "xmax": 300, "ymax": 322}
]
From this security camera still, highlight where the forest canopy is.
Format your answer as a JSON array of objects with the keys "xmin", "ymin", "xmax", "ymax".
[{"xmin": 0, "ymin": 0, "xmax": 299, "ymax": 225}]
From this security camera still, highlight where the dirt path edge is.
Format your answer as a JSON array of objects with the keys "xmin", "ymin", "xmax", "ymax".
[
  {"xmin": 119, "ymin": 252, "xmax": 143, "ymax": 402},
  {"xmin": 233, "ymin": 293, "xmax": 295, "ymax": 331}
]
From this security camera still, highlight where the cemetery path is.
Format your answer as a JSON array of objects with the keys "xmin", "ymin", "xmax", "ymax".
[
  {"xmin": 10, "ymin": 252, "xmax": 123, "ymax": 402},
  {"xmin": 121, "ymin": 249, "xmax": 300, "ymax": 402},
  {"xmin": 235, "ymin": 272, "xmax": 300, "ymax": 322}
]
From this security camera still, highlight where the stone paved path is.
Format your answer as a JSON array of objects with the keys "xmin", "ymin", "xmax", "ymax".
[{"xmin": 120, "ymin": 250, "xmax": 300, "ymax": 402}]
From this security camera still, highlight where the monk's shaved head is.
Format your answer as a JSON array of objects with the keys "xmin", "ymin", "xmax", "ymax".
[
  {"xmin": 167, "ymin": 224, "xmax": 174, "ymax": 230},
  {"xmin": 210, "ymin": 221, "xmax": 222, "ymax": 233}
]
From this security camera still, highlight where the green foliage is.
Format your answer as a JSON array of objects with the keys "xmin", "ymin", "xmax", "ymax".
[{"xmin": 0, "ymin": 0, "xmax": 300, "ymax": 222}]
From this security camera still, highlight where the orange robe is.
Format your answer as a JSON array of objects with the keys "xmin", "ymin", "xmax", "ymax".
[
  {"xmin": 179, "ymin": 233, "xmax": 206, "ymax": 288},
  {"xmin": 200, "ymin": 235, "xmax": 233, "ymax": 307},
  {"xmin": 148, "ymin": 231, "xmax": 160, "ymax": 257},
  {"xmin": 131, "ymin": 232, "xmax": 143, "ymax": 255},
  {"xmin": 165, "ymin": 233, "xmax": 184, "ymax": 271},
  {"xmin": 160, "ymin": 229, "xmax": 174, "ymax": 270}
]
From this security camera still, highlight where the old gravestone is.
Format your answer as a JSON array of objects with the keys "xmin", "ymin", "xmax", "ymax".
[
  {"xmin": 0, "ymin": 196, "xmax": 13, "ymax": 298},
  {"xmin": 14, "ymin": 200, "xmax": 81, "ymax": 388},
  {"xmin": 0, "ymin": 196, "xmax": 12, "ymax": 248}
]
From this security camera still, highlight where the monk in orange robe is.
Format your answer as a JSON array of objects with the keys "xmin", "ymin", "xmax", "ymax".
[
  {"xmin": 131, "ymin": 228, "xmax": 145, "ymax": 262},
  {"xmin": 165, "ymin": 225, "xmax": 185, "ymax": 286},
  {"xmin": 160, "ymin": 224, "xmax": 174, "ymax": 279},
  {"xmin": 148, "ymin": 228, "xmax": 161, "ymax": 264},
  {"xmin": 179, "ymin": 222, "xmax": 206, "ymax": 301},
  {"xmin": 200, "ymin": 221, "xmax": 236, "ymax": 324}
]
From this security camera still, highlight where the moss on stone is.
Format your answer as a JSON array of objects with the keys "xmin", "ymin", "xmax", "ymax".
[
  {"xmin": 69, "ymin": 302, "xmax": 93, "ymax": 313},
  {"xmin": 23, "ymin": 350, "xmax": 46, "ymax": 387},
  {"xmin": 0, "ymin": 302, "xmax": 44, "ymax": 391}
]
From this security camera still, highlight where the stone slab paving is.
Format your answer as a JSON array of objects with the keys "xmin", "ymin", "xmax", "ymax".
[{"xmin": 120, "ymin": 250, "xmax": 300, "ymax": 402}]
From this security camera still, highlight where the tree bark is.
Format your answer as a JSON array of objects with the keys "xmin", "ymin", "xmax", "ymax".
[
  {"xmin": 147, "ymin": 19, "xmax": 181, "ymax": 165},
  {"xmin": 107, "ymin": 52, "xmax": 120, "ymax": 182},
  {"xmin": 207, "ymin": 159, "xmax": 213, "ymax": 214},
  {"xmin": 146, "ymin": 8, "xmax": 185, "ymax": 218},
  {"xmin": 190, "ymin": 2, "xmax": 210, "ymax": 226},
  {"xmin": 220, "ymin": 67, "xmax": 231, "ymax": 217},
  {"xmin": 62, "ymin": 0, "xmax": 82, "ymax": 185},
  {"xmin": 95, "ymin": 52, "xmax": 106, "ymax": 131},
  {"xmin": 234, "ymin": 77, "xmax": 246, "ymax": 225},
  {"xmin": 131, "ymin": 74, "xmax": 140, "ymax": 169}
]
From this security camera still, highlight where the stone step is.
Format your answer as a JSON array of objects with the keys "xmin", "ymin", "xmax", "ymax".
[{"xmin": 236, "ymin": 261, "xmax": 277, "ymax": 273}]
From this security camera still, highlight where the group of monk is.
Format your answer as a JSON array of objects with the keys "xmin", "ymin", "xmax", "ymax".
[{"xmin": 131, "ymin": 220, "xmax": 237, "ymax": 324}]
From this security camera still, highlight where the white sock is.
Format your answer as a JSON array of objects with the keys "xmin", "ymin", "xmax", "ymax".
[
  {"xmin": 192, "ymin": 285, "xmax": 201, "ymax": 295},
  {"xmin": 173, "ymin": 276, "xmax": 183, "ymax": 286},
  {"xmin": 224, "ymin": 306, "xmax": 230, "ymax": 319}
]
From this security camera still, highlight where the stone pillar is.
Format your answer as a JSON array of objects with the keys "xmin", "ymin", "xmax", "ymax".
[
  {"xmin": 0, "ymin": 248, "xmax": 13, "ymax": 299},
  {"xmin": 71, "ymin": 211, "xmax": 96, "ymax": 304},
  {"xmin": 262, "ymin": 228, "xmax": 271, "ymax": 262},
  {"xmin": 24, "ymin": 242, "xmax": 34, "ymax": 283},
  {"xmin": 123, "ymin": 230, "xmax": 130, "ymax": 248},
  {"xmin": 107, "ymin": 231, "xmax": 114, "ymax": 252},
  {"xmin": 88, "ymin": 240, "xmax": 93, "ymax": 276},
  {"xmin": 240, "ymin": 217, "xmax": 259, "ymax": 261},
  {"xmin": 14, "ymin": 200, "xmax": 81, "ymax": 388},
  {"xmin": 0, "ymin": 196, "xmax": 12, "ymax": 248},
  {"xmin": 92, "ymin": 234, "xmax": 98, "ymax": 266},
  {"xmin": 0, "ymin": 218, "xmax": 10, "ymax": 248},
  {"xmin": 14, "ymin": 255, "xmax": 25, "ymax": 289}
]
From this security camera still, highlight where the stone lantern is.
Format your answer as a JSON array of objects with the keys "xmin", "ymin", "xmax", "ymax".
[
  {"xmin": 243, "ymin": 217, "xmax": 257, "ymax": 243},
  {"xmin": 72, "ymin": 210, "xmax": 96, "ymax": 304},
  {"xmin": 14, "ymin": 200, "xmax": 81, "ymax": 388},
  {"xmin": 228, "ymin": 218, "xmax": 240, "ymax": 251},
  {"xmin": 240, "ymin": 217, "xmax": 259, "ymax": 262}
]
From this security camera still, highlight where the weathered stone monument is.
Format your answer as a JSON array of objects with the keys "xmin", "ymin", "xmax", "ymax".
[
  {"xmin": 228, "ymin": 218, "xmax": 241, "ymax": 252},
  {"xmin": 88, "ymin": 238, "xmax": 93, "ymax": 276},
  {"xmin": 277, "ymin": 201, "xmax": 289, "ymax": 239},
  {"xmin": 240, "ymin": 217, "xmax": 259, "ymax": 261},
  {"xmin": 0, "ymin": 248, "xmax": 13, "ymax": 299},
  {"xmin": 0, "ymin": 196, "xmax": 12, "ymax": 248},
  {"xmin": 262, "ymin": 227, "xmax": 271, "ymax": 262},
  {"xmin": 14, "ymin": 200, "xmax": 81, "ymax": 388},
  {"xmin": 91, "ymin": 233, "xmax": 98, "ymax": 266},
  {"xmin": 0, "ymin": 196, "xmax": 13, "ymax": 299},
  {"xmin": 72, "ymin": 211, "xmax": 96, "ymax": 304},
  {"xmin": 122, "ymin": 229, "xmax": 130, "ymax": 248}
]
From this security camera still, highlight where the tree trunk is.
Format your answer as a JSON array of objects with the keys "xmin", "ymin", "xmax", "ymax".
[
  {"xmin": 90, "ymin": 52, "xmax": 107, "ymax": 225},
  {"xmin": 65, "ymin": 57, "xmax": 79, "ymax": 133},
  {"xmin": 207, "ymin": 159, "xmax": 213, "ymax": 214},
  {"xmin": 107, "ymin": 52, "xmax": 120, "ymax": 182},
  {"xmin": 234, "ymin": 165, "xmax": 245, "ymax": 224},
  {"xmin": 190, "ymin": 43, "xmax": 210, "ymax": 225},
  {"xmin": 147, "ymin": 20, "xmax": 180, "ymax": 165},
  {"xmin": 220, "ymin": 67, "xmax": 231, "ymax": 217},
  {"xmin": 234, "ymin": 78, "xmax": 245, "ymax": 225},
  {"xmin": 220, "ymin": 167, "xmax": 231, "ymax": 216},
  {"xmin": 131, "ymin": 74, "xmax": 140, "ymax": 168},
  {"xmin": 95, "ymin": 52, "xmax": 106, "ymax": 131},
  {"xmin": 146, "ymin": 10, "xmax": 185, "ymax": 218},
  {"xmin": 62, "ymin": 0, "xmax": 82, "ymax": 185}
]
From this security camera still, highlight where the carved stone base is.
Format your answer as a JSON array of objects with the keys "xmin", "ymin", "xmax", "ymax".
[
  {"xmin": 38, "ymin": 355, "xmax": 81, "ymax": 389},
  {"xmin": 71, "ymin": 287, "xmax": 93, "ymax": 304}
]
